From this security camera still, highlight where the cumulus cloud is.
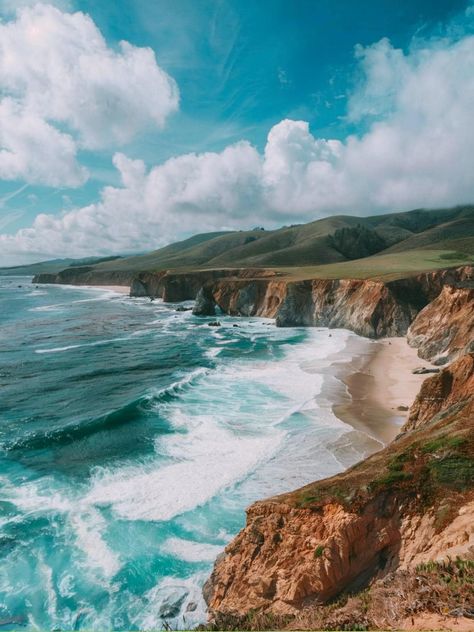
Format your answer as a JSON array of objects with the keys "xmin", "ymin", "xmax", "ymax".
[
  {"xmin": 0, "ymin": 3, "xmax": 178, "ymax": 185},
  {"xmin": 0, "ymin": 98, "xmax": 87, "ymax": 186},
  {"xmin": 1, "ymin": 23, "xmax": 474, "ymax": 265},
  {"xmin": 265, "ymin": 32, "xmax": 474, "ymax": 214},
  {"xmin": 0, "ymin": 142, "xmax": 263, "ymax": 263}
]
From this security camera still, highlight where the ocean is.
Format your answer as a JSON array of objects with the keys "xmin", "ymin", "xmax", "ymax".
[{"xmin": 0, "ymin": 277, "xmax": 377, "ymax": 630}]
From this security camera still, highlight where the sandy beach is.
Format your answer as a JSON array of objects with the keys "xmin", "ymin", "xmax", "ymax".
[
  {"xmin": 334, "ymin": 336, "xmax": 436, "ymax": 445},
  {"xmin": 90, "ymin": 285, "xmax": 130, "ymax": 294}
]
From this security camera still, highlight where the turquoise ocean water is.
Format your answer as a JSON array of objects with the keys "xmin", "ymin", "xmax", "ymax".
[{"xmin": 0, "ymin": 277, "xmax": 374, "ymax": 630}]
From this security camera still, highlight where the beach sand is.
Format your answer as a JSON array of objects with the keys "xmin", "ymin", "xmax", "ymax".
[
  {"xmin": 333, "ymin": 336, "xmax": 435, "ymax": 445},
  {"xmin": 91, "ymin": 285, "xmax": 130, "ymax": 294}
]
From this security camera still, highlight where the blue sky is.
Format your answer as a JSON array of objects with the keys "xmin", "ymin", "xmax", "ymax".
[{"xmin": 0, "ymin": 0, "xmax": 473, "ymax": 264}]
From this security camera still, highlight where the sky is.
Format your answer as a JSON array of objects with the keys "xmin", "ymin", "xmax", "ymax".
[{"xmin": 0, "ymin": 0, "xmax": 473, "ymax": 265}]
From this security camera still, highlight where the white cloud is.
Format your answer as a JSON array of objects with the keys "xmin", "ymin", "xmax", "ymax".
[
  {"xmin": 264, "ymin": 33, "xmax": 474, "ymax": 214},
  {"xmin": 0, "ymin": 142, "xmax": 263, "ymax": 264},
  {"xmin": 0, "ymin": 98, "xmax": 87, "ymax": 186},
  {"xmin": 1, "ymin": 26, "xmax": 474, "ymax": 265},
  {"xmin": 0, "ymin": 3, "xmax": 179, "ymax": 185}
]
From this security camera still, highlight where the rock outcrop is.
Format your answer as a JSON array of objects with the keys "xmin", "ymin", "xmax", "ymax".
[
  {"xmin": 193, "ymin": 286, "xmax": 216, "ymax": 316},
  {"xmin": 205, "ymin": 353, "xmax": 474, "ymax": 622},
  {"xmin": 402, "ymin": 352, "xmax": 474, "ymax": 433},
  {"xmin": 275, "ymin": 278, "xmax": 417, "ymax": 337},
  {"xmin": 407, "ymin": 283, "xmax": 474, "ymax": 364}
]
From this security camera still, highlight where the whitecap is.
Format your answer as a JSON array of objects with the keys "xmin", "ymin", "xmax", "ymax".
[
  {"xmin": 162, "ymin": 537, "xmax": 224, "ymax": 562},
  {"xmin": 85, "ymin": 416, "xmax": 283, "ymax": 521}
]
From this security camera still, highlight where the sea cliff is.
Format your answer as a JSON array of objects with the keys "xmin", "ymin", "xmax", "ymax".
[
  {"xmin": 201, "ymin": 268, "xmax": 474, "ymax": 630},
  {"xmin": 204, "ymin": 352, "xmax": 474, "ymax": 629},
  {"xmin": 128, "ymin": 264, "xmax": 472, "ymax": 343},
  {"xmin": 34, "ymin": 264, "xmax": 472, "ymax": 345}
]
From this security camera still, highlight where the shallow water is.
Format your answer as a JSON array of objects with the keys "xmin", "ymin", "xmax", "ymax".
[{"xmin": 0, "ymin": 276, "xmax": 373, "ymax": 630}]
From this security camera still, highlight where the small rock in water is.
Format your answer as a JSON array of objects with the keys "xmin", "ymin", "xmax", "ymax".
[
  {"xmin": 159, "ymin": 593, "xmax": 188, "ymax": 619},
  {"xmin": 176, "ymin": 306, "xmax": 192, "ymax": 312},
  {"xmin": 397, "ymin": 405, "xmax": 409, "ymax": 411},
  {"xmin": 412, "ymin": 367, "xmax": 440, "ymax": 374},
  {"xmin": 232, "ymin": 323, "xmax": 239, "ymax": 328},
  {"xmin": 186, "ymin": 602, "xmax": 198, "ymax": 612},
  {"xmin": 208, "ymin": 320, "xmax": 221, "ymax": 327}
]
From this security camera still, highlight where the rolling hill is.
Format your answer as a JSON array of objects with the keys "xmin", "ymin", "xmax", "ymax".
[{"xmin": 2, "ymin": 205, "xmax": 473, "ymax": 281}]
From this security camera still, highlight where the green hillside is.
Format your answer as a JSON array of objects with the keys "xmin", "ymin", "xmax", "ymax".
[
  {"xmin": 3, "ymin": 205, "xmax": 473, "ymax": 280},
  {"xmin": 93, "ymin": 205, "xmax": 473, "ymax": 273}
]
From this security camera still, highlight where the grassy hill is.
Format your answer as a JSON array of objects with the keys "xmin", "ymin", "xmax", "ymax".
[
  {"xmin": 0, "ymin": 255, "xmax": 123, "ymax": 276},
  {"xmin": 3, "ymin": 206, "xmax": 473, "ymax": 280},
  {"xmin": 93, "ymin": 205, "xmax": 474, "ymax": 275}
]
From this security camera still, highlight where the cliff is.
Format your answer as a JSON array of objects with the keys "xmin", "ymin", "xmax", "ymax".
[
  {"xmin": 34, "ymin": 263, "xmax": 472, "ymax": 349},
  {"xmin": 187, "ymin": 265, "xmax": 471, "ymax": 343},
  {"xmin": 130, "ymin": 265, "xmax": 471, "ymax": 343},
  {"xmin": 407, "ymin": 283, "xmax": 474, "ymax": 364},
  {"xmin": 402, "ymin": 352, "xmax": 474, "ymax": 433},
  {"xmin": 205, "ymin": 353, "xmax": 474, "ymax": 629}
]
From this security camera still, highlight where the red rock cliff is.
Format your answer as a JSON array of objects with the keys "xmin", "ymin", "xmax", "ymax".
[{"xmin": 407, "ymin": 283, "xmax": 474, "ymax": 364}]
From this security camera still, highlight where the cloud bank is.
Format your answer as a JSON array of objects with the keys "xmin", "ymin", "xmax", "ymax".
[
  {"xmin": 0, "ymin": 3, "xmax": 179, "ymax": 186},
  {"xmin": 1, "ymin": 4, "xmax": 474, "ymax": 264}
]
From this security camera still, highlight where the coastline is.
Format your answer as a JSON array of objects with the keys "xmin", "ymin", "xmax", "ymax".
[
  {"xmin": 332, "ymin": 336, "xmax": 434, "ymax": 445},
  {"xmin": 89, "ymin": 284, "xmax": 130, "ymax": 294}
]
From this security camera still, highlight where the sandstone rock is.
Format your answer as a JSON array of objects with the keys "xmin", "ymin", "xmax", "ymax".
[
  {"xmin": 408, "ymin": 284, "xmax": 474, "ymax": 363},
  {"xmin": 403, "ymin": 352, "xmax": 474, "ymax": 433}
]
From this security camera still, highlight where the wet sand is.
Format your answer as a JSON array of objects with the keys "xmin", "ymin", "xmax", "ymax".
[{"xmin": 333, "ymin": 336, "xmax": 435, "ymax": 445}]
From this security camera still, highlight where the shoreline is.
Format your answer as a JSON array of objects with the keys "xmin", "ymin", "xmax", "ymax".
[
  {"xmin": 332, "ymin": 336, "xmax": 435, "ymax": 445},
  {"xmin": 88, "ymin": 284, "xmax": 130, "ymax": 294},
  {"xmin": 37, "ymin": 278, "xmax": 433, "ymax": 447},
  {"xmin": 73, "ymin": 280, "xmax": 432, "ymax": 448}
]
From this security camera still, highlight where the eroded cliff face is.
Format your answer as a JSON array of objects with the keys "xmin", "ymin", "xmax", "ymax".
[
  {"xmin": 205, "ymin": 353, "xmax": 474, "ymax": 622},
  {"xmin": 407, "ymin": 284, "xmax": 474, "ymax": 364},
  {"xmin": 274, "ymin": 278, "xmax": 416, "ymax": 337},
  {"xmin": 206, "ymin": 265, "xmax": 472, "ymax": 341},
  {"xmin": 35, "ymin": 265, "xmax": 473, "ymax": 349},
  {"xmin": 402, "ymin": 352, "xmax": 474, "ymax": 433}
]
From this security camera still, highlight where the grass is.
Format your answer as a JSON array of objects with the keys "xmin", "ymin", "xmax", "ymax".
[
  {"xmin": 429, "ymin": 456, "xmax": 474, "ymax": 490},
  {"xmin": 274, "ymin": 248, "xmax": 473, "ymax": 282},
  {"xmin": 421, "ymin": 436, "xmax": 467, "ymax": 453}
]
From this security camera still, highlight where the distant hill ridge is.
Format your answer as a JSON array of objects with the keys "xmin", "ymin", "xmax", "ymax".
[{"xmin": 2, "ymin": 205, "xmax": 473, "ymax": 279}]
